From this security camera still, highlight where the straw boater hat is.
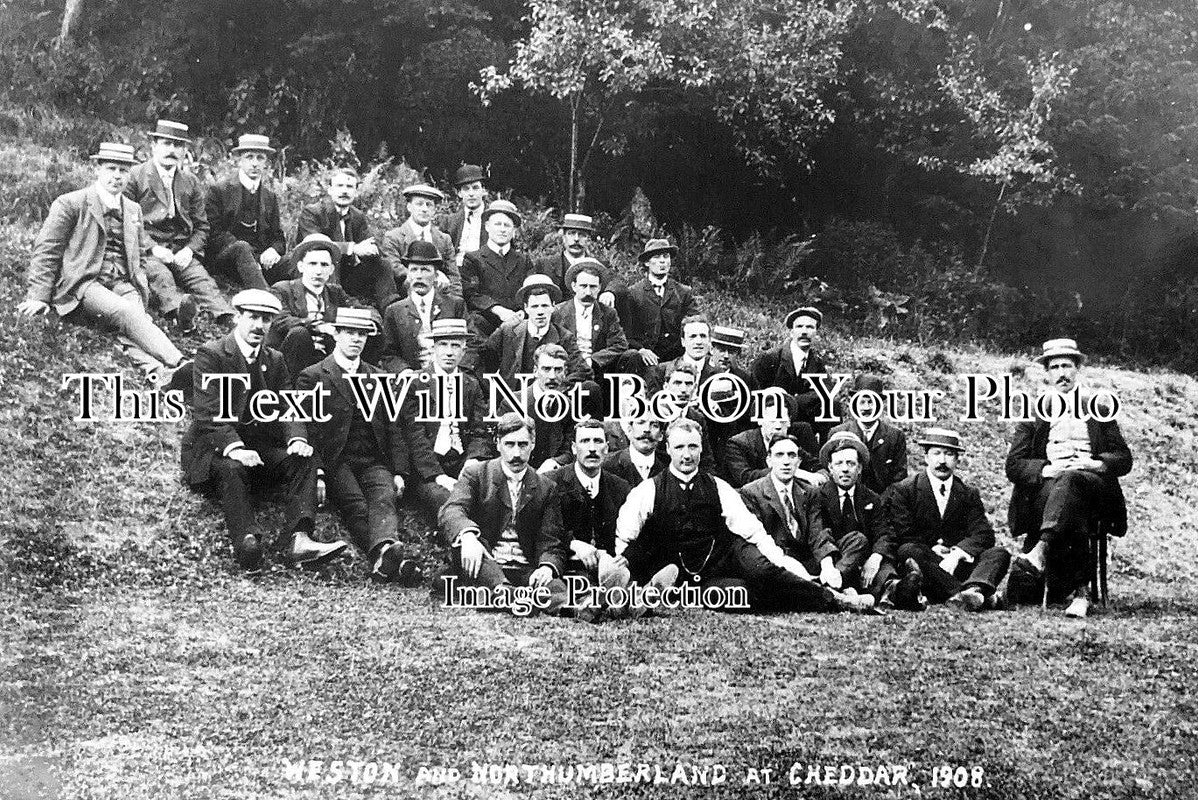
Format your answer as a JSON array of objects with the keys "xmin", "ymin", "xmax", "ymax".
[
  {"xmin": 820, "ymin": 430, "xmax": 871, "ymax": 468},
  {"xmin": 147, "ymin": 120, "xmax": 191, "ymax": 143},
  {"xmin": 482, "ymin": 199, "xmax": 522, "ymax": 226},
  {"xmin": 1036, "ymin": 338, "xmax": 1086, "ymax": 366},
  {"xmin": 711, "ymin": 326, "xmax": 747, "ymax": 351},
  {"xmin": 564, "ymin": 258, "xmax": 610, "ymax": 289},
  {"xmin": 231, "ymin": 289, "xmax": 282, "ymax": 315},
  {"xmin": 402, "ymin": 183, "xmax": 445, "ymax": 202},
  {"xmin": 331, "ymin": 307, "xmax": 378, "ymax": 335},
  {"xmin": 403, "ymin": 240, "xmax": 443, "ymax": 265},
  {"xmin": 429, "ymin": 318, "xmax": 470, "ymax": 339},
  {"xmin": 916, "ymin": 427, "xmax": 964, "ymax": 452},
  {"xmin": 453, "ymin": 164, "xmax": 486, "ymax": 186},
  {"xmin": 231, "ymin": 134, "xmax": 276, "ymax": 154},
  {"xmin": 560, "ymin": 213, "xmax": 595, "ymax": 233},
  {"xmin": 639, "ymin": 238, "xmax": 677, "ymax": 262},
  {"xmin": 290, "ymin": 233, "xmax": 342, "ymax": 264},
  {"xmin": 515, "ymin": 273, "xmax": 562, "ymax": 305},
  {"xmin": 784, "ymin": 306, "xmax": 823, "ymax": 329},
  {"xmin": 90, "ymin": 142, "xmax": 137, "ymax": 165}
]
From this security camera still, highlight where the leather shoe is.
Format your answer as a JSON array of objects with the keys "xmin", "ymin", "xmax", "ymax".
[
  {"xmin": 1064, "ymin": 595, "xmax": 1090, "ymax": 619},
  {"xmin": 233, "ymin": 533, "xmax": 263, "ymax": 572},
  {"xmin": 629, "ymin": 564, "xmax": 679, "ymax": 620},
  {"xmin": 894, "ymin": 558, "xmax": 925, "ymax": 611},
  {"xmin": 947, "ymin": 586, "xmax": 987, "ymax": 611},
  {"xmin": 174, "ymin": 295, "xmax": 199, "ymax": 333},
  {"xmin": 372, "ymin": 542, "xmax": 421, "ymax": 585},
  {"xmin": 289, "ymin": 531, "xmax": 348, "ymax": 567},
  {"xmin": 834, "ymin": 589, "xmax": 880, "ymax": 614}
]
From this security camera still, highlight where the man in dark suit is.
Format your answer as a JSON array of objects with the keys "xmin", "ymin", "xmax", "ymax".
[
  {"xmin": 379, "ymin": 241, "xmax": 473, "ymax": 373},
  {"xmin": 439, "ymin": 164, "xmax": 488, "ymax": 268},
  {"xmin": 19, "ymin": 142, "xmax": 190, "ymax": 385},
  {"xmin": 488, "ymin": 342, "xmax": 578, "ymax": 474},
  {"xmin": 481, "ymin": 274, "xmax": 592, "ymax": 392},
  {"xmin": 724, "ymin": 391, "xmax": 822, "ymax": 489},
  {"xmin": 438, "ymin": 412, "xmax": 570, "ymax": 612},
  {"xmin": 402, "ymin": 319, "xmax": 493, "ymax": 525},
  {"xmin": 887, "ymin": 429, "xmax": 1011, "ymax": 610},
  {"xmin": 295, "ymin": 308, "xmax": 419, "ymax": 583},
  {"xmin": 1005, "ymin": 338, "xmax": 1133, "ymax": 618},
  {"xmin": 460, "ymin": 199, "xmax": 538, "ymax": 336},
  {"xmin": 533, "ymin": 213, "xmax": 615, "ymax": 304},
  {"xmin": 829, "ymin": 373, "xmax": 908, "ymax": 495},
  {"xmin": 180, "ymin": 289, "xmax": 347, "ymax": 572},
  {"xmin": 205, "ymin": 134, "xmax": 288, "ymax": 290},
  {"xmin": 551, "ymin": 258, "xmax": 639, "ymax": 377},
  {"xmin": 266, "ymin": 235, "xmax": 351, "ymax": 377},
  {"xmin": 125, "ymin": 119, "xmax": 230, "ymax": 329},
  {"xmin": 751, "ymin": 306, "xmax": 838, "ymax": 441},
  {"xmin": 613, "ymin": 238, "xmax": 698, "ymax": 368},
  {"xmin": 604, "ymin": 406, "xmax": 668, "ymax": 487},
  {"xmin": 380, "ymin": 183, "xmax": 460, "ymax": 298},
  {"xmin": 294, "ymin": 166, "xmax": 397, "ymax": 310}
]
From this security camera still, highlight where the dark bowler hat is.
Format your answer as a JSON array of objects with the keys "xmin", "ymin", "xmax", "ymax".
[
  {"xmin": 332, "ymin": 307, "xmax": 378, "ymax": 335},
  {"xmin": 711, "ymin": 325, "xmax": 747, "ymax": 351},
  {"xmin": 291, "ymin": 233, "xmax": 342, "ymax": 264},
  {"xmin": 430, "ymin": 318, "xmax": 471, "ymax": 340},
  {"xmin": 784, "ymin": 306, "xmax": 823, "ymax": 329},
  {"xmin": 231, "ymin": 134, "xmax": 276, "ymax": 154},
  {"xmin": 564, "ymin": 258, "xmax": 610, "ymax": 289},
  {"xmin": 453, "ymin": 164, "xmax": 487, "ymax": 186},
  {"xmin": 403, "ymin": 240, "xmax": 443, "ymax": 265},
  {"xmin": 232, "ymin": 289, "xmax": 283, "ymax": 315},
  {"xmin": 402, "ymin": 183, "xmax": 445, "ymax": 202},
  {"xmin": 916, "ymin": 427, "xmax": 965, "ymax": 452},
  {"xmin": 516, "ymin": 274, "xmax": 562, "ymax": 306},
  {"xmin": 148, "ymin": 120, "xmax": 191, "ymax": 143},
  {"xmin": 851, "ymin": 373, "xmax": 886, "ymax": 395},
  {"xmin": 820, "ymin": 430, "xmax": 871, "ymax": 468},
  {"xmin": 639, "ymin": 238, "xmax": 677, "ymax": 262},
  {"xmin": 1037, "ymin": 337, "xmax": 1086, "ymax": 366},
  {"xmin": 90, "ymin": 142, "xmax": 137, "ymax": 165},
  {"xmin": 482, "ymin": 199, "xmax": 522, "ymax": 227},
  {"xmin": 561, "ymin": 213, "xmax": 595, "ymax": 233}
]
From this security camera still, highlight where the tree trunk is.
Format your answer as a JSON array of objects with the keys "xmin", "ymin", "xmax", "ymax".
[
  {"xmin": 58, "ymin": 0, "xmax": 84, "ymax": 46},
  {"xmin": 568, "ymin": 95, "xmax": 579, "ymax": 213}
]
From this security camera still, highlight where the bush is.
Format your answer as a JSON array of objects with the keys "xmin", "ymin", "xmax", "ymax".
[{"xmin": 0, "ymin": 139, "xmax": 95, "ymax": 222}]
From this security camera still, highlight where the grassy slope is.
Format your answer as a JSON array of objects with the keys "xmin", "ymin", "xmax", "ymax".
[{"xmin": 2, "ymin": 151, "xmax": 1198, "ymax": 798}]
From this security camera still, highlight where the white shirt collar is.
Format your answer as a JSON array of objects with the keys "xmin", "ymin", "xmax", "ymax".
[
  {"xmin": 925, "ymin": 469, "xmax": 952, "ymax": 494},
  {"xmin": 860, "ymin": 420, "xmax": 880, "ymax": 440},
  {"xmin": 770, "ymin": 473, "xmax": 794, "ymax": 501},
  {"xmin": 790, "ymin": 340, "xmax": 810, "ymax": 366},
  {"xmin": 487, "ymin": 240, "xmax": 510, "ymax": 257},
  {"xmin": 647, "ymin": 275, "xmax": 668, "ymax": 289},
  {"xmin": 238, "ymin": 171, "xmax": 261, "ymax": 193},
  {"xmin": 155, "ymin": 163, "xmax": 177, "ymax": 185},
  {"xmin": 95, "ymin": 186, "xmax": 121, "ymax": 210},
  {"xmin": 501, "ymin": 462, "xmax": 527, "ymax": 484},
  {"xmin": 232, "ymin": 330, "xmax": 258, "ymax": 361},
  {"xmin": 333, "ymin": 349, "xmax": 360, "ymax": 374},
  {"xmin": 668, "ymin": 465, "xmax": 698, "ymax": 483},
  {"xmin": 574, "ymin": 463, "xmax": 600, "ymax": 494}
]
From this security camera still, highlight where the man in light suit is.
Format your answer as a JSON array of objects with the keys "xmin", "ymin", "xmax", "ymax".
[
  {"xmin": 20, "ymin": 142, "xmax": 189, "ymax": 385},
  {"xmin": 829, "ymin": 373, "xmax": 909, "ymax": 495},
  {"xmin": 439, "ymin": 164, "xmax": 488, "ymax": 267},
  {"xmin": 460, "ymin": 199, "xmax": 539, "ymax": 336},
  {"xmin": 125, "ymin": 119, "xmax": 230, "ymax": 329},
  {"xmin": 751, "ymin": 306, "xmax": 837, "ymax": 441},
  {"xmin": 294, "ymin": 167, "xmax": 397, "ymax": 310},
  {"xmin": 379, "ymin": 241, "xmax": 472, "ymax": 373},
  {"xmin": 380, "ymin": 183, "xmax": 460, "ymax": 298},
  {"xmin": 180, "ymin": 289, "xmax": 347, "ymax": 572},
  {"xmin": 1005, "ymin": 338, "xmax": 1133, "ymax": 618},
  {"xmin": 613, "ymin": 238, "xmax": 698, "ymax": 367},
  {"xmin": 205, "ymin": 134, "xmax": 289, "ymax": 290},
  {"xmin": 296, "ymin": 308, "xmax": 420, "ymax": 583}
]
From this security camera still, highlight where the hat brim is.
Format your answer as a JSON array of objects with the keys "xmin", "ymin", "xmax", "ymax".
[
  {"xmin": 1036, "ymin": 351, "xmax": 1086, "ymax": 366},
  {"xmin": 90, "ymin": 154, "xmax": 137, "ymax": 165},
  {"xmin": 820, "ymin": 439, "xmax": 871, "ymax": 468},
  {"xmin": 429, "ymin": 330, "xmax": 470, "ymax": 340},
  {"xmin": 234, "ymin": 304, "xmax": 281, "ymax": 315},
  {"xmin": 231, "ymin": 145, "xmax": 276, "ymax": 155},
  {"xmin": 332, "ymin": 322, "xmax": 378, "ymax": 335},
  {"xmin": 639, "ymin": 245, "xmax": 677, "ymax": 262},
  {"xmin": 403, "ymin": 191, "xmax": 445, "ymax": 202},
  {"xmin": 916, "ymin": 439, "xmax": 964, "ymax": 452},
  {"xmin": 403, "ymin": 257, "xmax": 442, "ymax": 267},
  {"xmin": 483, "ymin": 207, "xmax": 522, "ymax": 226},
  {"xmin": 784, "ymin": 310, "xmax": 823, "ymax": 328},
  {"xmin": 516, "ymin": 284, "xmax": 562, "ymax": 305},
  {"xmin": 149, "ymin": 132, "xmax": 192, "ymax": 144},
  {"xmin": 564, "ymin": 262, "xmax": 610, "ymax": 289},
  {"xmin": 561, "ymin": 223, "xmax": 596, "ymax": 233}
]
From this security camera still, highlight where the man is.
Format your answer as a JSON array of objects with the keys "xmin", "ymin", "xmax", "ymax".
[
  {"xmin": 438, "ymin": 413, "xmax": 570, "ymax": 612},
  {"xmin": 402, "ymin": 319, "xmax": 492, "ymax": 525},
  {"xmin": 20, "ymin": 142, "xmax": 190, "ymax": 385},
  {"xmin": 1005, "ymin": 338, "xmax": 1132, "ymax": 618},
  {"xmin": 724, "ymin": 392, "xmax": 822, "ymax": 489},
  {"xmin": 125, "ymin": 119, "xmax": 230, "ymax": 329},
  {"xmin": 550, "ymin": 260, "xmax": 640, "ymax": 393},
  {"xmin": 613, "ymin": 238, "xmax": 698, "ymax": 368},
  {"xmin": 481, "ymin": 274, "xmax": 592, "ymax": 391},
  {"xmin": 604, "ymin": 404, "xmax": 669, "ymax": 487},
  {"xmin": 615, "ymin": 419, "xmax": 873, "ymax": 613},
  {"xmin": 460, "ymin": 199, "xmax": 538, "ymax": 336},
  {"xmin": 205, "ymin": 134, "xmax": 288, "ymax": 290},
  {"xmin": 440, "ymin": 164, "xmax": 488, "ymax": 267},
  {"xmin": 180, "ymin": 289, "xmax": 347, "ymax": 572},
  {"xmin": 887, "ymin": 429, "xmax": 1011, "ymax": 610},
  {"xmin": 266, "ymin": 234, "xmax": 351, "ymax": 377},
  {"xmin": 659, "ymin": 362, "xmax": 716, "ymax": 473},
  {"xmin": 490, "ymin": 343, "xmax": 577, "ymax": 474},
  {"xmin": 379, "ymin": 241, "xmax": 472, "ymax": 373},
  {"xmin": 751, "ymin": 306, "xmax": 836, "ymax": 440},
  {"xmin": 295, "ymin": 308, "xmax": 419, "ymax": 583},
  {"xmin": 829, "ymin": 373, "xmax": 908, "ymax": 495},
  {"xmin": 380, "ymin": 183, "xmax": 460, "ymax": 298},
  {"xmin": 534, "ymin": 213, "xmax": 615, "ymax": 305},
  {"xmin": 295, "ymin": 167, "xmax": 397, "ymax": 310}
]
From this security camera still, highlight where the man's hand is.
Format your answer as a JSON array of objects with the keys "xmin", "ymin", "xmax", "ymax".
[
  {"xmin": 229, "ymin": 448, "xmax": 264, "ymax": 468},
  {"xmin": 932, "ymin": 542, "xmax": 952, "ymax": 558},
  {"xmin": 352, "ymin": 238, "xmax": 378, "ymax": 258},
  {"xmin": 536, "ymin": 459, "xmax": 558, "ymax": 475},
  {"xmin": 434, "ymin": 474, "xmax": 456, "ymax": 492},
  {"xmin": 17, "ymin": 300, "xmax": 50, "ymax": 316},
  {"xmin": 492, "ymin": 305, "xmax": 517, "ymax": 324},
  {"xmin": 287, "ymin": 439, "xmax": 314, "ymax": 458},
  {"xmin": 938, "ymin": 552, "xmax": 962, "ymax": 575},
  {"xmin": 260, "ymin": 247, "xmax": 282, "ymax": 268},
  {"xmin": 461, "ymin": 459, "xmax": 483, "ymax": 474},
  {"xmin": 528, "ymin": 565, "xmax": 554, "ymax": 589},
  {"xmin": 151, "ymin": 245, "xmax": 174, "ymax": 262},
  {"xmin": 861, "ymin": 553, "xmax": 883, "ymax": 587},
  {"xmin": 173, "ymin": 247, "xmax": 194, "ymax": 268},
  {"xmin": 1041, "ymin": 461, "xmax": 1067, "ymax": 479},
  {"xmin": 571, "ymin": 540, "xmax": 599, "ymax": 571},
  {"xmin": 598, "ymin": 291, "xmax": 615, "ymax": 307},
  {"xmin": 459, "ymin": 533, "xmax": 485, "ymax": 579},
  {"xmin": 393, "ymin": 474, "xmax": 406, "ymax": 497},
  {"xmin": 819, "ymin": 559, "xmax": 843, "ymax": 590},
  {"xmin": 1074, "ymin": 456, "xmax": 1105, "ymax": 472},
  {"xmin": 638, "ymin": 347, "xmax": 660, "ymax": 367},
  {"xmin": 316, "ymin": 475, "xmax": 326, "ymax": 507}
]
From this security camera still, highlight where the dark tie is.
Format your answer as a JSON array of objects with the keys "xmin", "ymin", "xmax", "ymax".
[
  {"xmin": 842, "ymin": 492, "xmax": 860, "ymax": 531},
  {"xmin": 105, "ymin": 207, "xmax": 122, "ymax": 221},
  {"xmin": 783, "ymin": 490, "xmax": 799, "ymax": 537},
  {"xmin": 339, "ymin": 216, "xmax": 348, "ymax": 243}
]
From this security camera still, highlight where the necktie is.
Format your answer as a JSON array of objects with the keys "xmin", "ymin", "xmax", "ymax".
[
  {"xmin": 339, "ymin": 216, "xmax": 348, "ymax": 244},
  {"xmin": 587, "ymin": 478, "xmax": 598, "ymax": 500},
  {"xmin": 306, "ymin": 291, "xmax": 324, "ymax": 322},
  {"xmin": 653, "ymin": 284, "xmax": 664, "ymax": 299},
  {"xmin": 782, "ymin": 488, "xmax": 799, "ymax": 537},
  {"xmin": 938, "ymin": 482, "xmax": 949, "ymax": 516},
  {"xmin": 842, "ymin": 492, "xmax": 860, "ymax": 531},
  {"xmin": 164, "ymin": 174, "xmax": 175, "ymax": 219}
]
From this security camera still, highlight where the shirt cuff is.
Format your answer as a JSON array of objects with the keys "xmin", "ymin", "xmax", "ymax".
[
  {"xmin": 950, "ymin": 546, "xmax": 974, "ymax": 564},
  {"xmin": 451, "ymin": 527, "xmax": 481, "ymax": 548},
  {"xmin": 222, "ymin": 441, "xmax": 247, "ymax": 458}
]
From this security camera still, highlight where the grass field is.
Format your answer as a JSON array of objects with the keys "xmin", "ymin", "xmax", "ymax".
[{"xmin": 3, "ymin": 156, "xmax": 1198, "ymax": 798}]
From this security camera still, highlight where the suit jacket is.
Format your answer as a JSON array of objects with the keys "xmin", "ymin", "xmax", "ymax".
[
  {"xmin": 461, "ymin": 245, "xmax": 538, "ymax": 315},
  {"xmin": 295, "ymin": 198, "xmax": 373, "ymax": 248},
  {"xmin": 547, "ymin": 466, "xmax": 631, "ymax": 554},
  {"xmin": 26, "ymin": 187, "xmax": 154, "ymax": 316},
  {"xmin": 550, "ymin": 300, "xmax": 629, "ymax": 371},
  {"xmin": 379, "ymin": 219, "xmax": 461, "ymax": 296},
  {"xmin": 438, "ymin": 458, "xmax": 569, "ymax": 574},
  {"xmin": 739, "ymin": 476, "xmax": 837, "ymax": 564},
  {"xmin": 266, "ymin": 279, "xmax": 351, "ymax": 348},
  {"xmin": 296, "ymin": 355, "xmax": 409, "ymax": 473},
  {"xmin": 750, "ymin": 345, "xmax": 831, "ymax": 406},
  {"xmin": 813, "ymin": 480, "xmax": 890, "ymax": 559},
  {"xmin": 403, "ymin": 368, "xmax": 493, "ymax": 481},
  {"xmin": 180, "ymin": 334, "xmax": 305, "ymax": 487},
  {"xmin": 886, "ymin": 472, "xmax": 995, "ymax": 558},
  {"xmin": 379, "ymin": 292, "xmax": 471, "ymax": 373},
  {"xmin": 613, "ymin": 276, "xmax": 699, "ymax": 361},
  {"xmin": 829, "ymin": 419, "xmax": 909, "ymax": 495},
  {"xmin": 124, "ymin": 161, "xmax": 209, "ymax": 253},
  {"xmin": 534, "ymin": 253, "xmax": 576, "ymax": 296},
  {"xmin": 724, "ymin": 425, "xmax": 820, "ymax": 488},
  {"xmin": 440, "ymin": 206, "xmax": 488, "ymax": 255},
  {"xmin": 482, "ymin": 318, "xmax": 591, "ymax": 385},
  {"xmin": 603, "ymin": 447, "xmax": 668, "ymax": 487},
  {"xmin": 1005, "ymin": 414, "xmax": 1132, "ymax": 543},
  {"xmin": 204, "ymin": 175, "xmax": 285, "ymax": 257}
]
